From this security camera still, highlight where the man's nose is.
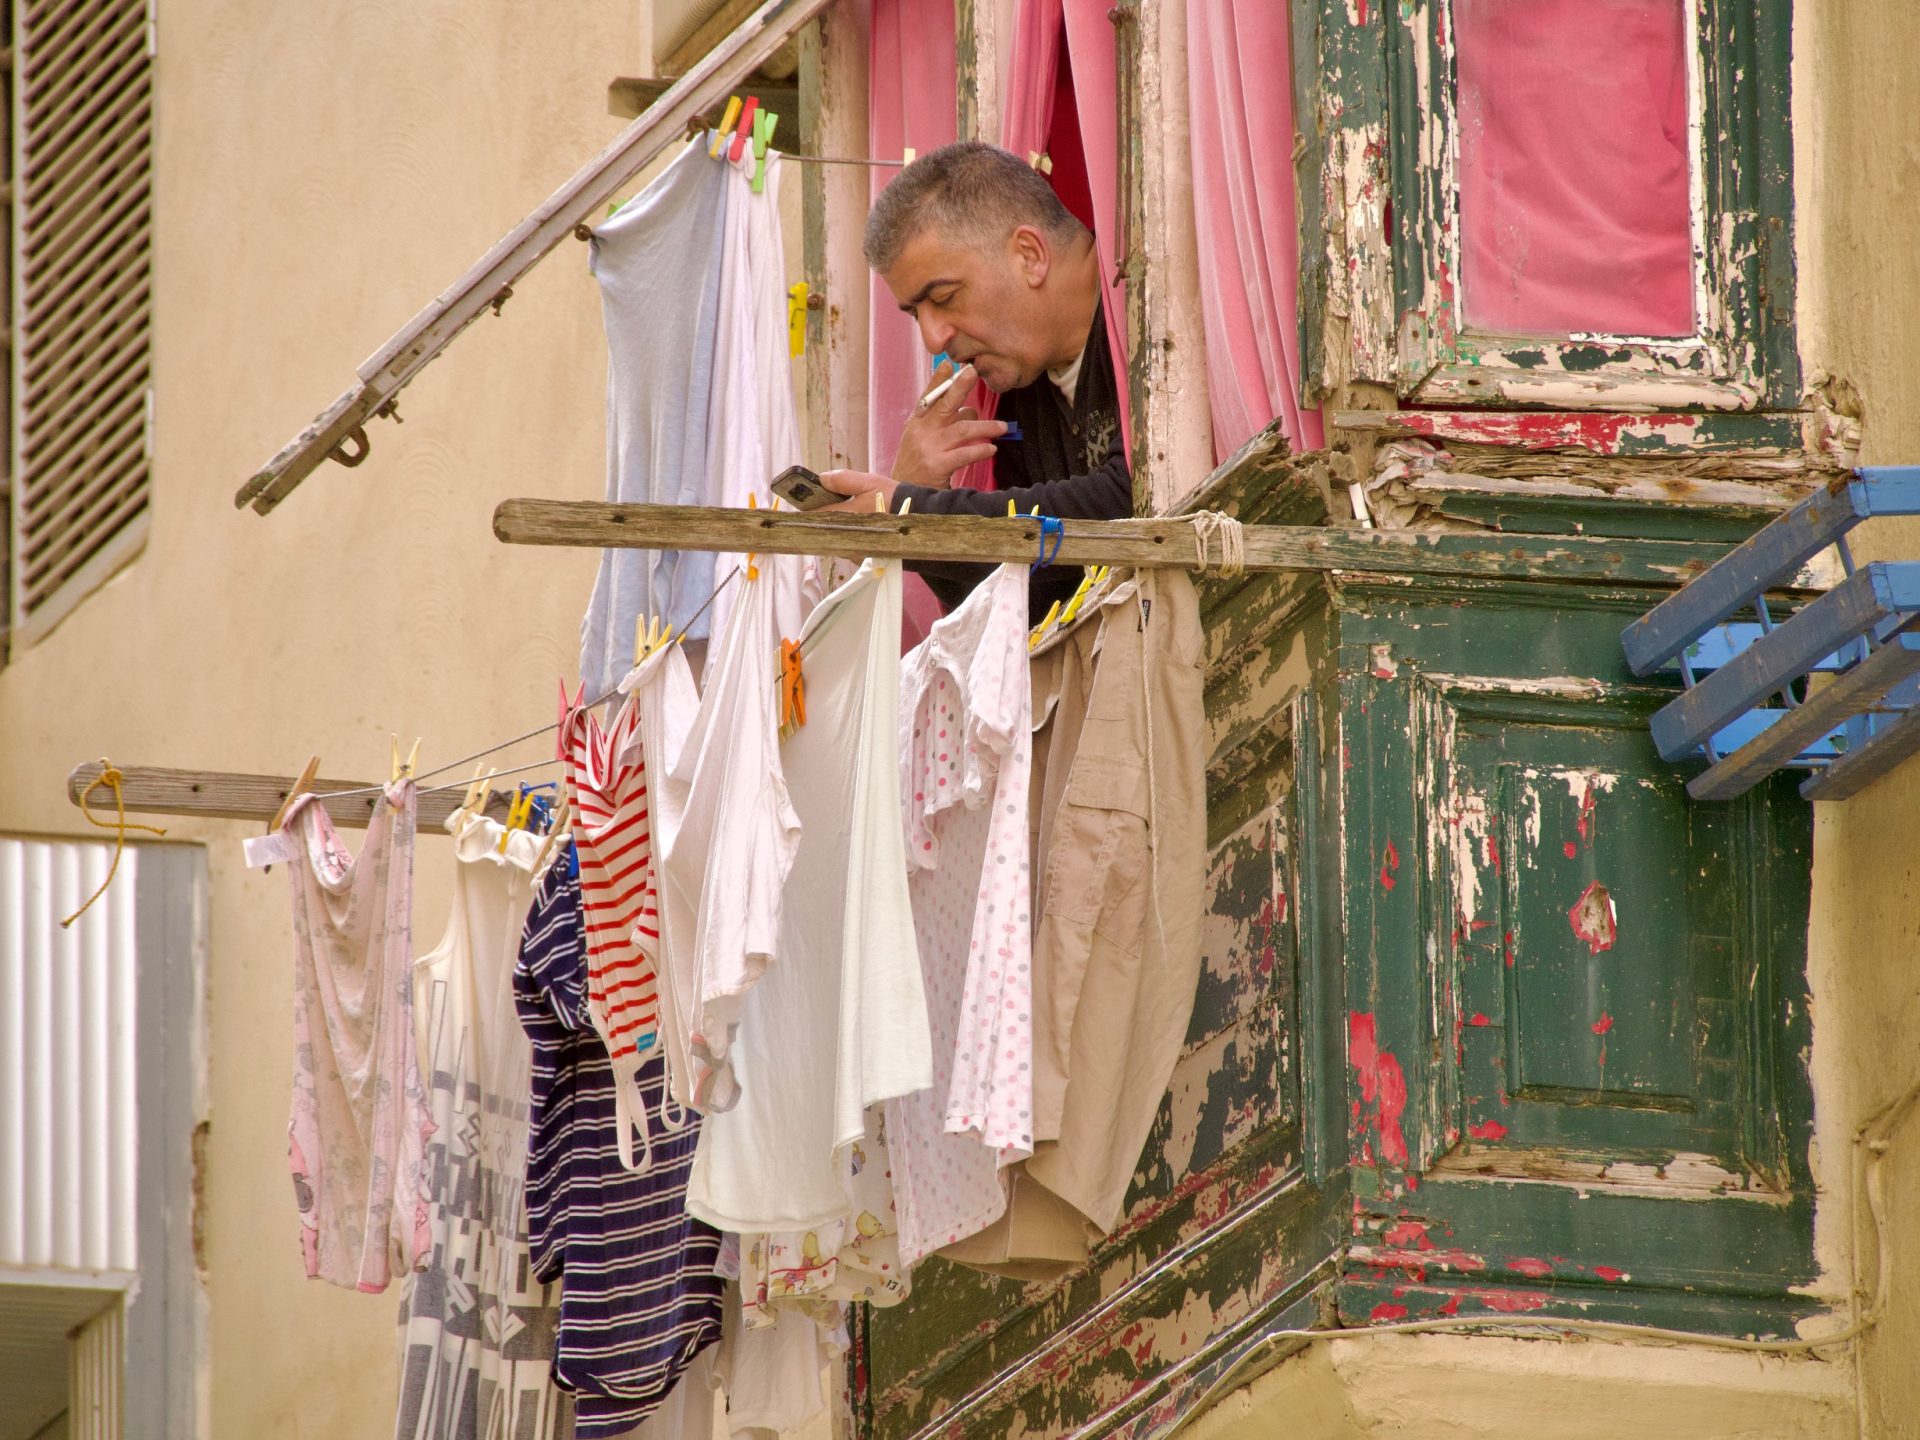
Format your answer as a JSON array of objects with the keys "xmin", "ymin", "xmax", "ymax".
[{"xmin": 917, "ymin": 313, "xmax": 957, "ymax": 355}]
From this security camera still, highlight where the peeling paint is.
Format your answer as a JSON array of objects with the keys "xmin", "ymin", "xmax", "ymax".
[
  {"xmin": 1569, "ymin": 881, "xmax": 1618, "ymax": 954},
  {"xmin": 1348, "ymin": 1012, "xmax": 1409, "ymax": 1168}
]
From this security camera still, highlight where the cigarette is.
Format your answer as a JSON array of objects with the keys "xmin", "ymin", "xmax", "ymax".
[{"xmin": 918, "ymin": 364, "xmax": 968, "ymax": 411}]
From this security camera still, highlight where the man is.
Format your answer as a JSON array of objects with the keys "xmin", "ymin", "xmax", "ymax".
[{"xmin": 820, "ymin": 142, "xmax": 1129, "ymax": 618}]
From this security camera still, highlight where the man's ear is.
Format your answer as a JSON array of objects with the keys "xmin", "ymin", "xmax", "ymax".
[{"xmin": 1008, "ymin": 224, "xmax": 1052, "ymax": 289}]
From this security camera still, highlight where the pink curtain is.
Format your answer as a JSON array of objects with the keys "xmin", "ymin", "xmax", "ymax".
[
  {"xmin": 1186, "ymin": 0, "xmax": 1322, "ymax": 461},
  {"xmin": 869, "ymin": 0, "xmax": 958, "ymax": 641},
  {"xmin": 1456, "ymin": 0, "xmax": 1693, "ymax": 337}
]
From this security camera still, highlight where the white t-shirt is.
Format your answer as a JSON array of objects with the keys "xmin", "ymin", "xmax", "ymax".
[
  {"xmin": 885, "ymin": 562, "xmax": 1036, "ymax": 1264},
  {"xmin": 688, "ymin": 559, "xmax": 931, "ymax": 1232}
]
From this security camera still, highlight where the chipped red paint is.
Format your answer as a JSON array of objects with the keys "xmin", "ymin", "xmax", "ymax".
[
  {"xmin": 1575, "ymin": 784, "xmax": 1598, "ymax": 844},
  {"xmin": 1348, "ymin": 1012, "xmax": 1410, "ymax": 1167},
  {"xmin": 1485, "ymin": 835, "xmax": 1501, "ymax": 873},
  {"xmin": 1371, "ymin": 410, "xmax": 1704, "ymax": 455},
  {"xmin": 1503, "ymin": 930, "xmax": 1515, "ymax": 968},
  {"xmin": 1569, "ymin": 880, "xmax": 1618, "ymax": 953},
  {"xmin": 1370, "ymin": 1301, "xmax": 1408, "ymax": 1321},
  {"xmin": 1592, "ymin": 1266, "xmax": 1629, "ymax": 1283},
  {"xmin": 1592, "ymin": 1013, "xmax": 1614, "ymax": 1035},
  {"xmin": 1563, "ymin": 841, "xmax": 1578, "ymax": 859},
  {"xmin": 1437, "ymin": 1294, "xmax": 1461, "ymax": 1316},
  {"xmin": 1382, "ymin": 1219, "xmax": 1433, "ymax": 1249},
  {"xmin": 1467, "ymin": 1118, "xmax": 1509, "ymax": 1141},
  {"xmin": 1471, "ymin": 1288, "xmax": 1551, "ymax": 1313},
  {"xmin": 1468, "ymin": 1012, "xmax": 1491, "ymax": 1027},
  {"xmin": 1378, "ymin": 840, "xmax": 1400, "ymax": 890},
  {"xmin": 1507, "ymin": 1256, "xmax": 1553, "ymax": 1279}
]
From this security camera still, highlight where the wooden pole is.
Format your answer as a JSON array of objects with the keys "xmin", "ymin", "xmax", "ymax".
[
  {"xmin": 491, "ymin": 499, "xmax": 1732, "ymax": 589},
  {"xmin": 65, "ymin": 762, "xmax": 528, "ymax": 831}
]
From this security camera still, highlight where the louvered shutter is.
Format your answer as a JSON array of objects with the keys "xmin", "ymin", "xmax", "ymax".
[{"xmin": 7, "ymin": 0, "xmax": 153, "ymax": 650}]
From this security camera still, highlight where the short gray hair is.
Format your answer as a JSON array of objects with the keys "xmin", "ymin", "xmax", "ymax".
[{"xmin": 864, "ymin": 141, "xmax": 1085, "ymax": 272}]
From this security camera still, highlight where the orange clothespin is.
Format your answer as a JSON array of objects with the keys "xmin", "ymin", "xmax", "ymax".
[
  {"xmin": 787, "ymin": 282, "xmax": 810, "ymax": 356},
  {"xmin": 710, "ymin": 96, "xmax": 742, "ymax": 158},
  {"xmin": 270, "ymin": 755, "xmax": 322, "ymax": 832},
  {"xmin": 729, "ymin": 96, "xmax": 760, "ymax": 163},
  {"xmin": 780, "ymin": 638, "xmax": 807, "ymax": 737},
  {"xmin": 745, "ymin": 493, "xmax": 761, "ymax": 580},
  {"xmin": 556, "ymin": 677, "xmax": 586, "ymax": 760}
]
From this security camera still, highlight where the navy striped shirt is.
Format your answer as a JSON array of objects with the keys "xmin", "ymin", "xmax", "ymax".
[{"xmin": 515, "ymin": 861, "xmax": 723, "ymax": 1437}]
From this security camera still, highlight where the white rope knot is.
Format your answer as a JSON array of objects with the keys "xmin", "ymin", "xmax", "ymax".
[{"xmin": 1189, "ymin": 510, "xmax": 1247, "ymax": 577}]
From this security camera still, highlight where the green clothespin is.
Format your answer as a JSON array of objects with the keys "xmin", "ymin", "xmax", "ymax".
[{"xmin": 751, "ymin": 110, "xmax": 778, "ymax": 194}]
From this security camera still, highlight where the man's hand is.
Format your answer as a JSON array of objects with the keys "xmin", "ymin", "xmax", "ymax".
[
  {"xmin": 818, "ymin": 469, "xmax": 898, "ymax": 512},
  {"xmin": 890, "ymin": 362, "xmax": 1007, "ymax": 488}
]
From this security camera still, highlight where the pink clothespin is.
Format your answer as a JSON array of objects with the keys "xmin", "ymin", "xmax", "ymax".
[
  {"xmin": 729, "ymin": 96, "xmax": 760, "ymax": 163},
  {"xmin": 556, "ymin": 677, "xmax": 586, "ymax": 759}
]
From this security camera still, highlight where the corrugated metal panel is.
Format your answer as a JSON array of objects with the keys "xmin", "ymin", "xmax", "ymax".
[
  {"xmin": 69, "ymin": 1296, "xmax": 124, "ymax": 1440},
  {"xmin": 8, "ymin": 0, "xmax": 155, "ymax": 646},
  {"xmin": 0, "ymin": 838, "xmax": 139, "ymax": 1274}
]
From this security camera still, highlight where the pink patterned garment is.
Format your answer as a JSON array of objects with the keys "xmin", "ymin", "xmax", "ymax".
[
  {"xmin": 886, "ymin": 562, "xmax": 1034, "ymax": 1265},
  {"xmin": 278, "ymin": 781, "xmax": 433, "ymax": 1292}
]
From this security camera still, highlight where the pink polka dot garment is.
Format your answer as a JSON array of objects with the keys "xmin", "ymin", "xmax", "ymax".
[{"xmin": 886, "ymin": 562, "xmax": 1034, "ymax": 1266}]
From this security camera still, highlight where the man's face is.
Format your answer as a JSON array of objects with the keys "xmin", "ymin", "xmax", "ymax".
[{"xmin": 880, "ymin": 226, "xmax": 1051, "ymax": 393}]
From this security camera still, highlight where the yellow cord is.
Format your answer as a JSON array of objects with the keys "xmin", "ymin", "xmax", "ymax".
[{"xmin": 61, "ymin": 760, "xmax": 168, "ymax": 928}]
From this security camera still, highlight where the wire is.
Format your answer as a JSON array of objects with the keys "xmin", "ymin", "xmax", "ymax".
[{"xmin": 308, "ymin": 570, "xmax": 742, "ymax": 803}]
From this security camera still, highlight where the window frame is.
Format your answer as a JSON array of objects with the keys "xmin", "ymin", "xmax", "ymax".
[{"xmin": 1388, "ymin": 0, "xmax": 1799, "ymax": 411}]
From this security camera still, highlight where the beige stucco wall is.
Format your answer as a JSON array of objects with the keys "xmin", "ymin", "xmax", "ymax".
[
  {"xmin": 1794, "ymin": 2, "xmax": 1920, "ymax": 1437},
  {"xmin": 0, "ymin": 2, "xmax": 791, "ymax": 1434}
]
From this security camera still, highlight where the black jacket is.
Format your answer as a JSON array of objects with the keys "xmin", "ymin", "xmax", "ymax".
[{"xmin": 891, "ymin": 304, "xmax": 1129, "ymax": 620}]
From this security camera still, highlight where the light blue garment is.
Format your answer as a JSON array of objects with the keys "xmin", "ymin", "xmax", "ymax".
[{"xmin": 581, "ymin": 140, "xmax": 729, "ymax": 697}]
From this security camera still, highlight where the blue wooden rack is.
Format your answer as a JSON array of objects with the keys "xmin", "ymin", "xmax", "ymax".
[{"xmin": 1621, "ymin": 466, "xmax": 1920, "ymax": 802}]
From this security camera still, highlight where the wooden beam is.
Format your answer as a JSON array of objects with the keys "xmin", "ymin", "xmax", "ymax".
[
  {"xmin": 66, "ymin": 763, "xmax": 527, "ymax": 831},
  {"xmin": 490, "ymin": 499, "xmax": 1734, "ymax": 588},
  {"xmin": 234, "ymin": 0, "xmax": 835, "ymax": 517}
]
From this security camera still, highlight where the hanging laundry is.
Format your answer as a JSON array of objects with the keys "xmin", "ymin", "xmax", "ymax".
[
  {"xmin": 516, "ymin": 861, "xmax": 724, "ymax": 1438},
  {"xmin": 720, "ymin": 1302, "xmax": 839, "ymax": 1440},
  {"xmin": 885, "ymin": 562, "xmax": 1035, "ymax": 1266},
  {"xmin": 582, "ymin": 138, "xmax": 730, "ymax": 696},
  {"xmin": 703, "ymin": 151, "xmax": 811, "ymax": 644},
  {"xmin": 617, "ymin": 641, "xmax": 704, "ymax": 1115},
  {"xmin": 688, "ymin": 558, "xmax": 930, "ymax": 1245},
  {"xmin": 950, "ymin": 569, "xmax": 1207, "ymax": 1273},
  {"xmin": 395, "ymin": 810, "xmax": 566, "ymax": 1440},
  {"xmin": 560, "ymin": 694, "xmax": 660, "ymax": 1168},
  {"xmin": 659, "ymin": 552, "xmax": 802, "ymax": 1113},
  {"xmin": 253, "ymin": 779, "xmax": 432, "ymax": 1293}
]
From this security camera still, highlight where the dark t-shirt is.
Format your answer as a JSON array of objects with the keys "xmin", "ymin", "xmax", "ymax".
[{"xmin": 891, "ymin": 303, "xmax": 1129, "ymax": 620}]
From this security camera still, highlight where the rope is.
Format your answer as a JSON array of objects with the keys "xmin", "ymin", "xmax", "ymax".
[
  {"xmin": 62, "ymin": 761, "xmax": 168, "ymax": 928},
  {"xmin": 1031, "ymin": 514, "xmax": 1065, "ymax": 572},
  {"xmin": 1189, "ymin": 510, "xmax": 1248, "ymax": 577}
]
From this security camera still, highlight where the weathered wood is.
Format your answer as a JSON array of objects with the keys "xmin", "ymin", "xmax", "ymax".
[
  {"xmin": 65, "ymin": 762, "xmax": 524, "ymax": 831},
  {"xmin": 235, "ymin": 0, "xmax": 834, "ymax": 516},
  {"xmin": 491, "ymin": 498, "xmax": 1735, "ymax": 588}
]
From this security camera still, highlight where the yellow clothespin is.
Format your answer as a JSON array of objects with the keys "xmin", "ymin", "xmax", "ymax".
[
  {"xmin": 1060, "ymin": 565, "xmax": 1109, "ymax": 627},
  {"xmin": 1028, "ymin": 600, "xmax": 1062, "ymax": 652},
  {"xmin": 711, "ymin": 95, "xmax": 742, "ymax": 158},
  {"xmin": 745, "ymin": 493, "xmax": 761, "ymax": 580},
  {"xmin": 1036, "ymin": 152, "xmax": 1054, "ymax": 175},
  {"xmin": 271, "ymin": 755, "xmax": 322, "ymax": 833},
  {"xmin": 498, "ymin": 789, "xmax": 536, "ymax": 856},
  {"xmin": 390, "ymin": 735, "xmax": 421, "ymax": 783},
  {"xmin": 788, "ymin": 282, "xmax": 809, "ymax": 357},
  {"xmin": 455, "ymin": 763, "xmax": 496, "ymax": 824},
  {"xmin": 634, "ymin": 614, "xmax": 673, "ymax": 666},
  {"xmin": 1008, "ymin": 497, "xmax": 1019, "ymax": 518}
]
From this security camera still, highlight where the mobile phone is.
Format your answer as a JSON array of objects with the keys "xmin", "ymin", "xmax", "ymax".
[{"xmin": 770, "ymin": 464, "xmax": 838, "ymax": 511}]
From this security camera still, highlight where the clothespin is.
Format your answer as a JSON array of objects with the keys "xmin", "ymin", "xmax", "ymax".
[
  {"xmin": 788, "ymin": 282, "xmax": 810, "ymax": 357},
  {"xmin": 498, "ymin": 788, "xmax": 537, "ymax": 856},
  {"xmin": 556, "ymin": 677, "xmax": 586, "ymax": 760},
  {"xmin": 1037, "ymin": 153, "xmax": 1053, "ymax": 175},
  {"xmin": 744, "ymin": 493, "xmax": 761, "ymax": 580},
  {"xmin": 1007, "ymin": 497, "xmax": 1019, "ymax": 519},
  {"xmin": 533, "ymin": 793, "xmax": 571, "ymax": 876},
  {"xmin": 710, "ymin": 96, "xmax": 742, "ymax": 158},
  {"xmin": 270, "ymin": 755, "xmax": 322, "ymax": 833},
  {"xmin": 390, "ymin": 735, "xmax": 421, "ymax": 784},
  {"xmin": 1028, "ymin": 600, "xmax": 1062, "ymax": 651},
  {"xmin": 634, "ymin": 614, "xmax": 673, "ymax": 666},
  {"xmin": 1060, "ymin": 565, "xmax": 1109, "ymax": 627},
  {"xmin": 903, "ymin": 145, "xmax": 916, "ymax": 164},
  {"xmin": 729, "ymin": 96, "xmax": 760, "ymax": 163},
  {"xmin": 779, "ymin": 638, "xmax": 807, "ymax": 738},
  {"xmin": 456, "ymin": 764, "xmax": 497, "ymax": 824},
  {"xmin": 751, "ymin": 110, "xmax": 777, "ymax": 194}
]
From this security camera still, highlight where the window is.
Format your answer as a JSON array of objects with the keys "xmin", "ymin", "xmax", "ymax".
[
  {"xmin": 6, "ymin": 0, "xmax": 155, "ymax": 655},
  {"xmin": 1391, "ymin": 0, "xmax": 1797, "ymax": 409}
]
